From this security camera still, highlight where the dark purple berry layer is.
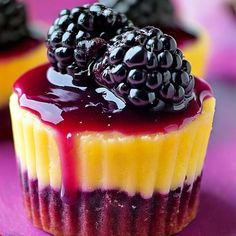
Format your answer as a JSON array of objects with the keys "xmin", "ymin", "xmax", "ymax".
[
  {"xmin": 93, "ymin": 27, "xmax": 194, "ymax": 112},
  {"xmin": 46, "ymin": 3, "xmax": 134, "ymax": 80},
  {"xmin": 20, "ymin": 171, "xmax": 201, "ymax": 236},
  {"xmin": 0, "ymin": 0, "xmax": 29, "ymax": 49}
]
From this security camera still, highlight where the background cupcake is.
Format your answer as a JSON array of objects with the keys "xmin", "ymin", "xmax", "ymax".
[
  {"xmin": 0, "ymin": 0, "xmax": 47, "ymax": 141},
  {"xmin": 99, "ymin": 0, "xmax": 210, "ymax": 78},
  {"xmin": 181, "ymin": 0, "xmax": 236, "ymax": 80}
]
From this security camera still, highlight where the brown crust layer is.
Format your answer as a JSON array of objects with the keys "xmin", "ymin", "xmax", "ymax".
[{"xmin": 20, "ymin": 172, "xmax": 201, "ymax": 236}]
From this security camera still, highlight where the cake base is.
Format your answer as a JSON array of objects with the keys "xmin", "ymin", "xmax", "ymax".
[
  {"xmin": 0, "ymin": 106, "xmax": 12, "ymax": 141},
  {"xmin": 20, "ymin": 172, "xmax": 201, "ymax": 236}
]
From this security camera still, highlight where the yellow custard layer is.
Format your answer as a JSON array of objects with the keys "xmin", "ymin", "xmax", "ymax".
[
  {"xmin": 10, "ymin": 94, "xmax": 215, "ymax": 198},
  {"xmin": 0, "ymin": 44, "xmax": 46, "ymax": 108},
  {"xmin": 182, "ymin": 26, "xmax": 210, "ymax": 78}
]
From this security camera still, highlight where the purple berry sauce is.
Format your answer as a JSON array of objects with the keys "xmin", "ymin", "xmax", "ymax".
[{"xmin": 14, "ymin": 63, "xmax": 212, "ymax": 136}]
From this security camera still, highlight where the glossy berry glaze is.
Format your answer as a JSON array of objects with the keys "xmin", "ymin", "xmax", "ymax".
[
  {"xmin": 21, "ymin": 170, "xmax": 201, "ymax": 236},
  {"xmin": 14, "ymin": 64, "xmax": 212, "ymax": 136}
]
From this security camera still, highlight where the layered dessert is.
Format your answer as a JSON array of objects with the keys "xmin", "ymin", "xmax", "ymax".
[
  {"xmin": 0, "ymin": 0, "xmax": 46, "ymax": 140},
  {"xmin": 10, "ymin": 4, "xmax": 215, "ymax": 236},
  {"xmin": 100, "ymin": 0, "xmax": 210, "ymax": 78}
]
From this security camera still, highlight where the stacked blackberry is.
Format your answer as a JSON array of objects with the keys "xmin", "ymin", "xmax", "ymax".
[
  {"xmin": 0, "ymin": 0, "xmax": 29, "ymax": 48},
  {"xmin": 46, "ymin": 4, "xmax": 134, "ymax": 79},
  {"xmin": 47, "ymin": 3, "xmax": 195, "ymax": 112},
  {"xmin": 93, "ymin": 27, "xmax": 194, "ymax": 111}
]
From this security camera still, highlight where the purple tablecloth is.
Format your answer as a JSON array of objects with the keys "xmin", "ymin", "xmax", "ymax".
[{"xmin": 1, "ymin": 0, "xmax": 236, "ymax": 235}]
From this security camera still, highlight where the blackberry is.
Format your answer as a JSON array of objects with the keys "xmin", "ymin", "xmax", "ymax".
[
  {"xmin": 93, "ymin": 27, "xmax": 195, "ymax": 112},
  {"xmin": 47, "ymin": 3, "xmax": 134, "ymax": 80},
  {"xmin": 100, "ymin": 0, "xmax": 176, "ymax": 28},
  {"xmin": 0, "ymin": 0, "xmax": 29, "ymax": 49}
]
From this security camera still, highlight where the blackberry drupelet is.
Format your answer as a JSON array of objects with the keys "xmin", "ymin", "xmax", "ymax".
[
  {"xmin": 47, "ymin": 3, "xmax": 134, "ymax": 80},
  {"xmin": 93, "ymin": 27, "xmax": 195, "ymax": 112},
  {"xmin": 0, "ymin": 0, "xmax": 29, "ymax": 49},
  {"xmin": 99, "ymin": 0, "xmax": 176, "ymax": 28}
]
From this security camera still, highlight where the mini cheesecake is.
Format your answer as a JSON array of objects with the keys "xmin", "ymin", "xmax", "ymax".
[
  {"xmin": 0, "ymin": 0, "xmax": 46, "ymax": 140},
  {"xmin": 100, "ymin": 0, "xmax": 210, "ymax": 78},
  {"xmin": 10, "ymin": 65, "xmax": 215, "ymax": 236},
  {"xmin": 10, "ymin": 4, "xmax": 215, "ymax": 236}
]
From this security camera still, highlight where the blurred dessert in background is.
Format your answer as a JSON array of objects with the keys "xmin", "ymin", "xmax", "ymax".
[
  {"xmin": 227, "ymin": 0, "xmax": 236, "ymax": 18},
  {"xmin": 176, "ymin": 0, "xmax": 236, "ymax": 80},
  {"xmin": 100, "ymin": 0, "xmax": 210, "ymax": 78},
  {"xmin": 0, "ymin": 0, "xmax": 47, "ymax": 141}
]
